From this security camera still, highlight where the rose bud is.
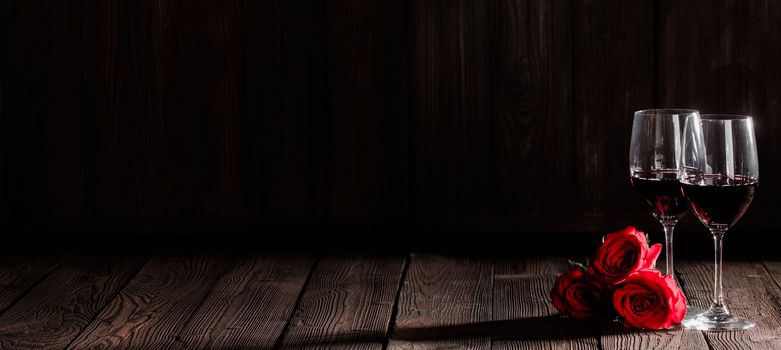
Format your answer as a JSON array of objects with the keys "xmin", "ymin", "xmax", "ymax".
[
  {"xmin": 551, "ymin": 268, "xmax": 609, "ymax": 320},
  {"xmin": 588, "ymin": 226, "xmax": 662, "ymax": 285},
  {"xmin": 612, "ymin": 269, "xmax": 687, "ymax": 329}
]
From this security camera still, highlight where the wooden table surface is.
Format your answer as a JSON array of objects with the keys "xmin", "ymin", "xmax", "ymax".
[{"xmin": 0, "ymin": 239, "xmax": 779, "ymax": 350}]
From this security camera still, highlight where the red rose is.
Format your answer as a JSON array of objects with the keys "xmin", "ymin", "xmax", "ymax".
[
  {"xmin": 589, "ymin": 226, "xmax": 662, "ymax": 285},
  {"xmin": 612, "ymin": 269, "xmax": 686, "ymax": 329},
  {"xmin": 550, "ymin": 268, "xmax": 609, "ymax": 320}
]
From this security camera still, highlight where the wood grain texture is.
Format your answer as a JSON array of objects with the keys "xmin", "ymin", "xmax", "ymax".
[
  {"xmin": 493, "ymin": 256, "xmax": 599, "ymax": 349},
  {"xmin": 6, "ymin": 2, "xmax": 781, "ymax": 230},
  {"xmin": 490, "ymin": 0, "xmax": 573, "ymax": 215},
  {"xmin": 657, "ymin": 0, "xmax": 743, "ymax": 112},
  {"xmin": 679, "ymin": 260, "xmax": 781, "ymax": 349},
  {"xmin": 573, "ymin": 0, "xmax": 654, "ymax": 215},
  {"xmin": 327, "ymin": 0, "xmax": 408, "ymax": 219},
  {"xmin": 82, "ymin": 0, "xmax": 245, "ymax": 218},
  {"xmin": 279, "ymin": 0, "xmax": 329, "ymax": 218},
  {"xmin": 736, "ymin": 0, "xmax": 781, "ymax": 226},
  {"xmin": 387, "ymin": 254, "xmax": 492, "ymax": 350},
  {"xmin": 241, "ymin": 0, "xmax": 284, "ymax": 216},
  {"xmin": 65, "ymin": 251, "xmax": 235, "ymax": 349},
  {"xmin": 0, "ymin": 251, "xmax": 149, "ymax": 350},
  {"xmin": 600, "ymin": 316, "xmax": 708, "ymax": 349},
  {"xmin": 156, "ymin": 0, "xmax": 245, "ymax": 216},
  {"xmin": 80, "ymin": 0, "xmax": 168, "ymax": 217},
  {"xmin": 0, "ymin": 250, "xmax": 70, "ymax": 314},
  {"xmin": 0, "ymin": 1, "xmax": 84, "ymax": 221},
  {"xmin": 173, "ymin": 254, "xmax": 315, "ymax": 349},
  {"xmin": 279, "ymin": 254, "xmax": 407, "ymax": 349},
  {"xmin": 408, "ymin": 0, "xmax": 494, "ymax": 216},
  {"xmin": 598, "ymin": 259, "xmax": 709, "ymax": 350}
]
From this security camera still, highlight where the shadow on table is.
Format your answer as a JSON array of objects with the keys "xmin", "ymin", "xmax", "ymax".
[{"xmin": 277, "ymin": 315, "xmax": 656, "ymax": 348}]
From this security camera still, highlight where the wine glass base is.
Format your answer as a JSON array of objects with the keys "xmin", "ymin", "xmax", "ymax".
[
  {"xmin": 682, "ymin": 305, "xmax": 706, "ymax": 323},
  {"xmin": 682, "ymin": 313, "xmax": 755, "ymax": 331}
]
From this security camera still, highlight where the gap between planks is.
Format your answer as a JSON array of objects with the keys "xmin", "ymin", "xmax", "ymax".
[{"xmin": 271, "ymin": 254, "xmax": 323, "ymax": 350}]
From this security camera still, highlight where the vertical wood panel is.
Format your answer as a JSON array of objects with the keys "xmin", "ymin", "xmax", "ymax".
[
  {"xmin": 280, "ymin": 0, "xmax": 330, "ymax": 218},
  {"xmin": 0, "ymin": 2, "xmax": 48, "ymax": 219},
  {"xmin": 151, "ymin": 0, "xmax": 243, "ymax": 217},
  {"xmin": 657, "ymin": 0, "xmax": 743, "ymax": 112},
  {"xmin": 82, "ymin": 0, "xmax": 244, "ymax": 219},
  {"xmin": 3, "ymin": 2, "xmax": 781, "ymax": 231},
  {"xmin": 738, "ymin": 1, "xmax": 781, "ymax": 222},
  {"xmin": 193, "ymin": 0, "xmax": 245, "ymax": 216},
  {"xmin": 327, "ymin": 0, "xmax": 408, "ymax": 219},
  {"xmin": 0, "ymin": 1, "xmax": 85, "ymax": 221},
  {"xmin": 47, "ymin": 2, "xmax": 86, "ymax": 219},
  {"xmin": 241, "ymin": 0, "xmax": 283, "ymax": 216},
  {"xmin": 81, "ymin": 0, "xmax": 168, "ymax": 217},
  {"xmin": 408, "ymin": 0, "xmax": 493, "ymax": 216},
  {"xmin": 490, "ymin": 0, "xmax": 573, "ymax": 215},
  {"xmin": 573, "ymin": 0, "xmax": 654, "ymax": 216}
]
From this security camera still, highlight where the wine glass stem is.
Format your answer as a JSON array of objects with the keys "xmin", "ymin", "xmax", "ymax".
[
  {"xmin": 710, "ymin": 228, "xmax": 728, "ymax": 312},
  {"xmin": 663, "ymin": 222, "xmax": 676, "ymax": 278}
]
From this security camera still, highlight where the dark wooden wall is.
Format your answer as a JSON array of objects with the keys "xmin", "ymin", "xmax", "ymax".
[{"xmin": 1, "ymin": 0, "xmax": 779, "ymax": 233}]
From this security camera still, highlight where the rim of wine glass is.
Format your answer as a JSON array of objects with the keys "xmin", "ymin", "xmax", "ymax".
[
  {"xmin": 634, "ymin": 108, "xmax": 699, "ymax": 116},
  {"xmin": 699, "ymin": 114, "xmax": 752, "ymax": 120}
]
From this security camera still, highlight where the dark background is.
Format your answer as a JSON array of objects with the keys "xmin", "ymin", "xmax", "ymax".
[{"xmin": 1, "ymin": 0, "xmax": 779, "ymax": 239}]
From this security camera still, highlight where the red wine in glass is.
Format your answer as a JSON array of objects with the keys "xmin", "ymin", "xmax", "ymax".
[
  {"xmin": 629, "ymin": 109, "xmax": 699, "ymax": 280},
  {"xmin": 630, "ymin": 169, "xmax": 689, "ymax": 220},
  {"xmin": 679, "ymin": 114, "xmax": 759, "ymax": 331},
  {"xmin": 680, "ymin": 175, "xmax": 757, "ymax": 227}
]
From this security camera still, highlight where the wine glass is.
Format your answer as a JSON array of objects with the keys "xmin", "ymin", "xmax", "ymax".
[
  {"xmin": 629, "ymin": 109, "xmax": 699, "ymax": 278},
  {"xmin": 680, "ymin": 114, "xmax": 758, "ymax": 331}
]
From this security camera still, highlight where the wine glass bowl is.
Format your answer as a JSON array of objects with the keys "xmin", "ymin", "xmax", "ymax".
[
  {"xmin": 680, "ymin": 114, "xmax": 758, "ymax": 332},
  {"xmin": 629, "ymin": 109, "xmax": 700, "ymax": 277}
]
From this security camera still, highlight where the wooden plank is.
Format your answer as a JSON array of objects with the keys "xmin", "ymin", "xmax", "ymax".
[
  {"xmin": 0, "ymin": 1, "xmax": 3, "ymax": 222},
  {"xmin": 278, "ymin": 254, "xmax": 407, "ymax": 349},
  {"xmin": 171, "ymin": 254, "xmax": 316, "ymax": 349},
  {"xmin": 737, "ymin": 1, "xmax": 781, "ymax": 227},
  {"xmin": 0, "ymin": 250, "xmax": 70, "ymax": 314},
  {"xmin": 0, "ymin": 1, "xmax": 84, "ymax": 221},
  {"xmin": 683, "ymin": 260, "xmax": 781, "ymax": 349},
  {"xmin": 326, "ymin": 0, "xmax": 408, "ymax": 219},
  {"xmin": 65, "ymin": 251, "xmax": 236, "ymax": 349},
  {"xmin": 492, "ymin": 256, "xmax": 599, "ymax": 349},
  {"xmin": 80, "ymin": 0, "xmax": 169, "ymax": 217},
  {"xmin": 490, "ymin": 0, "xmax": 572, "ymax": 215},
  {"xmin": 572, "ymin": 0, "xmax": 654, "ymax": 216},
  {"xmin": 82, "ymin": 0, "xmax": 245, "ymax": 218},
  {"xmin": 678, "ymin": 260, "xmax": 781, "ymax": 349},
  {"xmin": 657, "ymin": 0, "xmax": 742, "ymax": 112},
  {"xmin": 387, "ymin": 254, "xmax": 492, "ymax": 349},
  {"xmin": 155, "ymin": 0, "xmax": 244, "ymax": 216},
  {"xmin": 408, "ymin": 0, "xmax": 493, "ymax": 215},
  {"xmin": 598, "ymin": 257, "xmax": 708, "ymax": 349},
  {"xmin": 0, "ymin": 250, "xmax": 149, "ymax": 350},
  {"xmin": 45, "ymin": 1, "xmax": 86, "ymax": 219},
  {"xmin": 600, "ymin": 312, "xmax": 708, "ymax": 349},
  {"xmin": 279, "ymin": 0, "xmax": 329, "ymax": 217},
  {"xmin": 241, "ymin": 0, "xmax": 284, "ymax": 216},
  {"xmin": 165, "ymin": 0, "xmax": 245, "ymax": 216}
]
